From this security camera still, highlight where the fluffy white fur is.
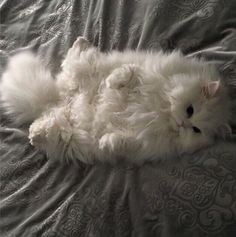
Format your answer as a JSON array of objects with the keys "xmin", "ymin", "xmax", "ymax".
[{"xmin": 0, "ymin": 37, "xmax": 232, "ymax": 164}]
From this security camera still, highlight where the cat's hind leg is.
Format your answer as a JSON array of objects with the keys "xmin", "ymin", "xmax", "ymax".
[
  {"xmin": 58, "ymin": 37, "xmax": 99, "ymax": 96},
  {"xmin": 61, "ymin": 37, "xmax": 94, "ymax": 69},
  {"xmin": 29, "ymin": 107, "xmax": 73, "ymax": 159},
  {"xmin": 64, "ymin": 37, "xmax": 92, "ymax": 61},
  {"xmin": 71, "ymin": 37, "xmax": 91, "ymax": 52},
  {"xmin": 29, "ymin": 106, "xmax": 94, "ymax": 163}
]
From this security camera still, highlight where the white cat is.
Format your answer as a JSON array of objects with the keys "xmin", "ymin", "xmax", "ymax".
[{"xmin": 0, "ymin": 37, "xmax": 232, "ymax": 164}]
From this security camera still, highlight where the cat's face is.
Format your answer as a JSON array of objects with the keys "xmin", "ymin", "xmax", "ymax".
[{"xmin": 169, "ymin": 74, "xmax": 231, "ymax": 153}]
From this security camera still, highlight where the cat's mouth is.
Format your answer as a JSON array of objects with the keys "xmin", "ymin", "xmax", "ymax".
[
  {"xmin": 170, "ymin": 117, "xmax": 180, "ymax": 132},
  {"xmin": 170, "ymin": 116, "xmax": 190, "ymax": 132}
]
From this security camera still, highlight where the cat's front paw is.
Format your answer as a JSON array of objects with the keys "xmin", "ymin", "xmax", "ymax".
[
  {"xmin": 29, "ymin": 118, "xmax": 50, "ymax": 148},
  {"xmin": 106, "ymin": 64, "xmax": 140, "ymax": 89}
]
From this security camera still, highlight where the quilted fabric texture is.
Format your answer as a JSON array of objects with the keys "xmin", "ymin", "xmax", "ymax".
[{"xmin": 0, "ymin": 0, "xmax": 236, "ymax": 236}]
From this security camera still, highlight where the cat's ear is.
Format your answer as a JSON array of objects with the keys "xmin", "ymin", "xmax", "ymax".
[
  {"xmin": 217, "ymin": 123, "xmax": 232, "ymax": 139},
  {"xmin": 202, "ymin": 81, "xmax": 220, "ymax": 98}
]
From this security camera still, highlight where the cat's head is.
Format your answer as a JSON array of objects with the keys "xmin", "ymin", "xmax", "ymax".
[{"xmin": 169, "ymin": 73, "xmax": 231, "ymax": 153}]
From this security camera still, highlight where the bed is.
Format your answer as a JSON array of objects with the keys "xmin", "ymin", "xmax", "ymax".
[{"xmin": 0, "ymin": 0, "xmax": 236, "ymax": 236}]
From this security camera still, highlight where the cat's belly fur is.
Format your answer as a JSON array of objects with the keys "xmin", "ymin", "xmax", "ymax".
[
  {"xmin": 56, "ymin": 69, "xmax": 177, "ymax": 162},
  {"xmin": 44, "ymin": 49, "xmax": 181, "ymax": 162}
]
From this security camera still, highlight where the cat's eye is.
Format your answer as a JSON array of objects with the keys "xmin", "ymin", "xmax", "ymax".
[
  {"xmin": 186, "ymin": 105, "xmax": 194, "ymax": 118},
  {"xmin": 192, "ymin": 126, "xmax": 201, "ymax": 134}
]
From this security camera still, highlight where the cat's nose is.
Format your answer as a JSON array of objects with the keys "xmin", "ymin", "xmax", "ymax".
[
  {"xmin": 179, "ymin": 121, "xmax": 191, "ymax": 128},
  {"xmin": 179, "ymin": 121, "xmax": 185, "ymax": 127},
  {"xmin": 176, "ymin": 120, "xmax": 183, "ymax": 127}
]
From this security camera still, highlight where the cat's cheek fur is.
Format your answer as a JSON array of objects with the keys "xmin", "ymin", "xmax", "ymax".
[{"xmin": 178, "ymin": 128, "xmax": 214, "ymax": 154}]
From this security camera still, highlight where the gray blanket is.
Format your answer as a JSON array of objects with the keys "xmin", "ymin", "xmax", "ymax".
[{"xmin": 0, "ymin": 0, "xmax": 236, "ymax": 236}]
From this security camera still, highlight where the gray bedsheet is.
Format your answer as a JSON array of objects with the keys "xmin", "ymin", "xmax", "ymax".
[{"xmin": 0, "ymin": 0, "xmax": 236, "ymax": 236}]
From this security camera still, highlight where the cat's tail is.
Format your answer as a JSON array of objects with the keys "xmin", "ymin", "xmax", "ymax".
[{"xmin": 0, "ymin": 52, "xmax": 59, "ymax": 126}]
